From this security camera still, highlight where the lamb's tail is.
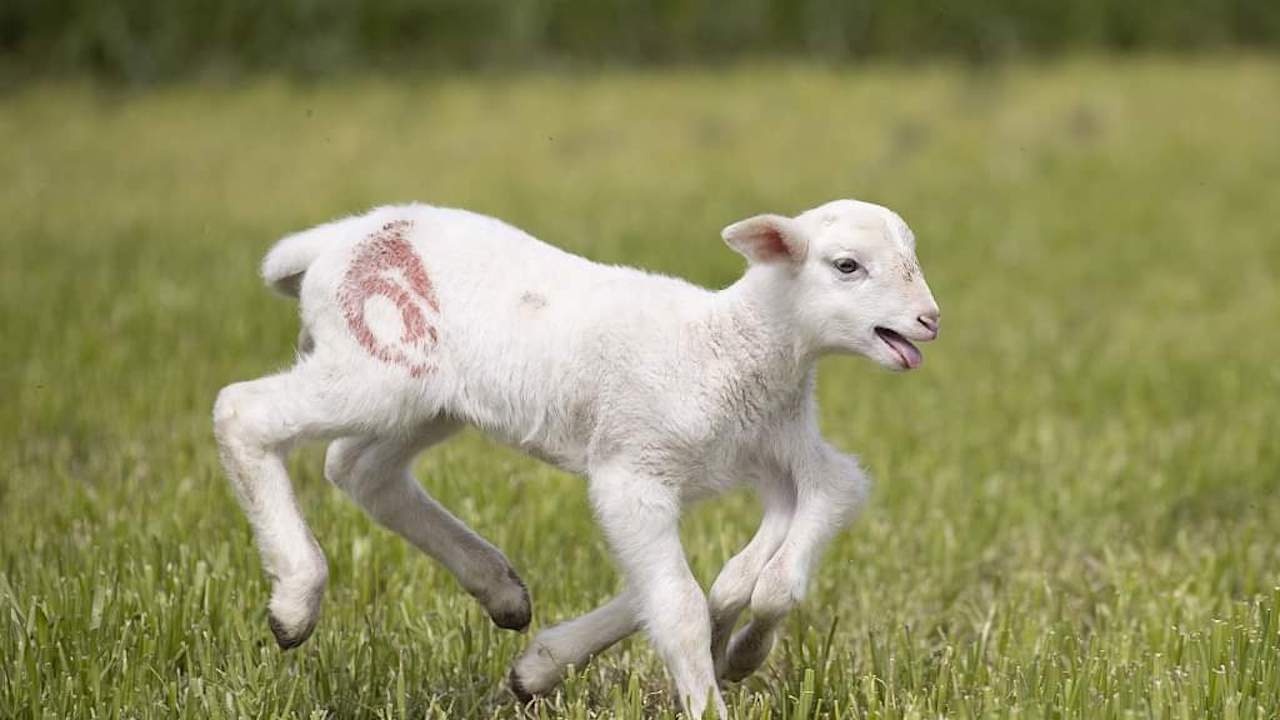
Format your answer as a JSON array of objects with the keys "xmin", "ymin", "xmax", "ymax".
[
  {"xmin": 262, "ymin": 211, "xmax": 387, "ymax": 297},
  {"xmin": 260, "ymin": 223, "xmax": 340, "ymax": 298},
  {"xmin": 262, "ymin": 207, "xmax": 419, "ymax": 298}
]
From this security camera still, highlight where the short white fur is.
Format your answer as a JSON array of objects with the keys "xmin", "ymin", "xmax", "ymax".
[{"xmin": 213, "ymin": 198, "xmax": 940, "ymax": 717}]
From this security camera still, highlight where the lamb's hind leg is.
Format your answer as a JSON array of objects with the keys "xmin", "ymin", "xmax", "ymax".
[
  {"xmin": 325, "ymin": 428, "xmax": 531, "ymax": 631},
  {"xmin": 509, "ymin": 591, "xmax": 640, "ymax": 700},
  {"xmin": 213, "ymin": 370, "xmax": 363, "ymax": 649}
]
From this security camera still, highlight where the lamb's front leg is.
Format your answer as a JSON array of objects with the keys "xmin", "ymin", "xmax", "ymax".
[
  {"xmin": 721, "ymin": 448, "xmax": 869, "ymax": 682},
  {"xmin": 590, "ymin": 463, "xmax": 726, "ymax": 717},
  {"xmin": 511, "ymin": 485, "xmax": 793, "ymax": 699}
]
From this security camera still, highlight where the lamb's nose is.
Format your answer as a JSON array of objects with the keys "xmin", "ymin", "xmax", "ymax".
[{"xmin": 917, "ymin": 311, "xmax": 940, "ymax": 338}]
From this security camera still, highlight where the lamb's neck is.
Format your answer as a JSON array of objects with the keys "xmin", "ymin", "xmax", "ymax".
[{"xmin": 707, "ymin": 266, "xmax": 816, "ymax": 388}]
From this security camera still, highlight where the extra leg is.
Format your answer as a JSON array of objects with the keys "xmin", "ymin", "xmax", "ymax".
[
  {"xmin": 324, "ymin": 429, "xmax": 531, "ymax": 630},
  {"xmin": 708, "ymin": 484, "xmax": 795, "ymax": 679},
  {"xmin": 213, "ymin": 370, "xmax": 362, "ymax": 648},
  {"xmin": 589, "ymin": 463, "xmax": 726, "ymax": 717}
]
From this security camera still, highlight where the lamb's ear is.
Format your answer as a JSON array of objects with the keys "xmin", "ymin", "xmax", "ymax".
[{"xmin": 721, "ymin": 214, "xmax": 807, "ymax": 264}]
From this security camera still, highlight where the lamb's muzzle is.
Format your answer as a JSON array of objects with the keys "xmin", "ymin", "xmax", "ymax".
[{"xmin": 918, "ymin": 309, "xmax": 941, "ymax": 337}]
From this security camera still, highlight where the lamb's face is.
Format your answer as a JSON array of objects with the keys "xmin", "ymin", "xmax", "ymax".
[
  {"xmin": 793, "ymin": 200, "xmax": 940, "ymax": 369},
  {"xmin": 723, "ymin": 199, "xmax": 940, "ymax": 370}
]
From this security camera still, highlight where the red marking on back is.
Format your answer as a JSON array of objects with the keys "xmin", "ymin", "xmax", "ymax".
[{"xmin": 339, "ymin": 220, "xmax": 440, "ymax": 377}]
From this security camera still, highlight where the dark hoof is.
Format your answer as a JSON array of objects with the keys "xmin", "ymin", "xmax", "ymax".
[
  {"xmin": 489, "ymin": 586, "xmax": 532, "ymax": 632},
  {"xmin": 485, "ymin": 571, "xmax": 532, "ymax": 632},
  {"xmin": 508, "ymin": 666, "xmax": 534, "ymax": 704},
  {"xmin": 268, "ymin": 614, "xmax": 315, "ymax": 650},
  {"xmin": 491, "ymin": 607, "xmax": 532, "ymax": 632}
]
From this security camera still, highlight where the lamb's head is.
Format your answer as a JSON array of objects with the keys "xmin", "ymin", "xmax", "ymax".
[{"xmin": 723, "ymin": 199, "xmax": 940, "ymax": 370}]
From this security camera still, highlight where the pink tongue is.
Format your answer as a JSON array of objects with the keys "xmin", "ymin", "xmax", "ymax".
[{"xmin": 883, "ymin": 332, "xmax": 923, "ymax": 369}]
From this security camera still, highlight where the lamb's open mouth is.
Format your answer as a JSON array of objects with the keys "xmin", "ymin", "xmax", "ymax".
[{"xmin": 874, "ymin": 327, "xmax": 923, "ymax": 369}]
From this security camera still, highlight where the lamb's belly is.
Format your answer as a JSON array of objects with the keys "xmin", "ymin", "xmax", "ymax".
[
  {"xmin": 492, "ymin": 427, "xmax": 589, "ymax": 475},
  {"xmin": 516, "ymin": 437, "xmax": 590, "ymax": 475},
  {"xmin": 655, "ymin": 442, "xmax": 746, "ymax": 500},
  {"xmin": 692, "ymin": 463, "xmax": 747, "ymax": 498},
  {"xmin": 470, "ymin": 405, "xmax": 592, "ymax": 476}
]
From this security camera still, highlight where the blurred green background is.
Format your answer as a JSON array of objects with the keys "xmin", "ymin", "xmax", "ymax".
[
  {"xmin": 2, "ymin": 3, "xmax": 1279, "ymax": 719},
  {"xmin": 3, "ymin": 0, "xmax": 1280, "ymax": 83}
]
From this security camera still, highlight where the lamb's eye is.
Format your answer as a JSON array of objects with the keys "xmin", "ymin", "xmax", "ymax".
[{"xmin": 833, "ymin": 258, "xmax": 861, "ymax": 274}]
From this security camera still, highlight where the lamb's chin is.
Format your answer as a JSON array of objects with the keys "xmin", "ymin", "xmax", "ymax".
[{"xmin": 865, "ymin": 345, "xmax": 918, "ymax": 372}]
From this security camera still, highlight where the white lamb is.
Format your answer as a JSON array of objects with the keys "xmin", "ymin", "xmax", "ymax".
[{"xmin": 213, "ymin": 198, "xmax": 940, "ymax": 717}]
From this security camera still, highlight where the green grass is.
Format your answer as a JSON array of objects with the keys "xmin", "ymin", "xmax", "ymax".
[{"xmin": 2, "ymin": 58, "xmax": 1279, "ymax": 718}]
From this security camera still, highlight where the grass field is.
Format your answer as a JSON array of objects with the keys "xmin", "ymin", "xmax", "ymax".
[{"xmin": 2, "ymin": 58, "xmax": 1279, "ymax": 718}]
